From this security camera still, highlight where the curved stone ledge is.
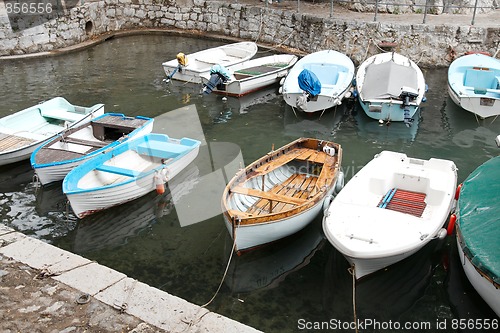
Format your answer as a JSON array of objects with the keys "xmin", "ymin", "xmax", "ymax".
[{"xmin": 0, "ymin": 0, "xmax": 499, "ymax": 67}]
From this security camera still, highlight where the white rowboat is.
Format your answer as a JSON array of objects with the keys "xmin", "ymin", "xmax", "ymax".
[
  {"xmin": 0, "ymin": 97, "xmax": 104, "ymax": 166},
  {"xmin": 323, "ymin": 151, "xmax": 457, "ymax": 279},
  {"xmin": 162, "ymin": 42, "xmax": 258, "ymax": 84},
  {"xmin": 63, "ymin": 133, "xmax": 200, "ymax": 219}
]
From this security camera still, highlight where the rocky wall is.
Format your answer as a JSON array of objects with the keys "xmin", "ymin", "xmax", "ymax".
[{"xmin": 0, "ymin": 0, "xmax": 498, "ymax": 67}]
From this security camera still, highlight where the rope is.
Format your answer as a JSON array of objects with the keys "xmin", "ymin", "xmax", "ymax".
[
  {"xmin": 348, "ymin": 265, "xmax": 358, "ymax": 333},
  {"xmin": 182, "ymin": 222, "xmax": 238, "ymax": 331}
]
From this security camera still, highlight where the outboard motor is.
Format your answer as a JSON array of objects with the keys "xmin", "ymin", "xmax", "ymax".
[
  {"xmin": 202, "ymin": 64, "xmax": 231, "ymax": 95},
  {"xmin": 399, "ymin": 86, "xmax": 419, "ymax": 127}
]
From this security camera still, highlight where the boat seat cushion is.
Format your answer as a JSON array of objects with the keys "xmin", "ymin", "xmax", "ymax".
[
  {"xmin": 464, "ymin": 69, "xmax": 496, "ymax": 89},
  {"xmin": 40, "ymin": 108, "xmax": 83, "ymax": 123},
  {"xmin": 135, "ymin": 140, "xmax": 189, "ymax": 159}
]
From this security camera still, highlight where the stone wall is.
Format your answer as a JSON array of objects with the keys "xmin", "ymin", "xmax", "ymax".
[{"xmin": 0, "ymin": 0, "xmax": 499, "ymax": 67}]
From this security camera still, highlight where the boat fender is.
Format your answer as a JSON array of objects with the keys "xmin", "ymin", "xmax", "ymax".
[
  {"xmin": 454, "ymin": 183, "xmax": 462, "ymax": 200},
  {"xmin": 322, "ymin": 145, "xmax": 335, "ymax": 156},
  {"xmin": 437, "ymin": 228, "xmax": 447, "ymax": 240},
  {"xmin": 447, "ymin": 213, "xmax": 457, "ymax": 236},
  {"xmin": 154, "ymin": 170, "xmax": 168, "ymax": 195},
  {"xmin": 333, "ymin": 171, "xmax": 345, "ymax": 196},
  {"xmin": 322, "ymin": 194, "xmax": 334, "ymax": 216},
  {"xmin": 176, "ymin": 52, "xmax": 188, "ymax": 66}
]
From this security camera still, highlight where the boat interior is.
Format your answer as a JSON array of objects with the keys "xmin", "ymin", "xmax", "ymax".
[
  {"xmin": 228, "ymin": 147, "xmax": 336, "ymax": 217},
  {"xmin": 34, "ymin": 116, "xmax": 149, "ymax": 164}
]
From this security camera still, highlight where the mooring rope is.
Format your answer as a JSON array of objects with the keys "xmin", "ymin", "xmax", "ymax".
[
  {"xmin": 182, "ymin": 222, "xmax": 238, "ymax": 331},
  {"xmin": 348, "ymin": 265, "xmax": 359, "ymax": 333}
]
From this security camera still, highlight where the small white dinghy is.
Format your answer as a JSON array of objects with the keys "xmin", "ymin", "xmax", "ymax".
[
  {"xmin": 281, "ymin": 50, "xmax": 355, "ymax": 113},
  {"xmin": 0, "ymin": 97, "xmax": 104, "ymax": 166},
  {"xmin": 162, "ymin": 41, "xmax": 258, "ymax": 83},
  {"xmin": 63, "ymin": 133, "xmax": 201, "ymax": 219},
  {"xmin": 201, "ymin": 54, "xmax": 298, "ymax": 97},
  {"xmin": 356, "ymin": 52, "xmax": 426, "ymax": 125},
  {"xmin": 323, "ymin": 151, "xmax": 458, "ymax": 279},
  {"xmin": 448, "ymin": 52, "xmax": 500, "ymax": 119},
  {"xmin": 31, "ymin": 113, "xmax": 154, "ymax": 185}
]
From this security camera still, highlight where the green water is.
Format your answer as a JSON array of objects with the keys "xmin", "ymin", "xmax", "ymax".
[{"xmin": 0, "ymin": 35, "xmax": 499, "ymax": 332}]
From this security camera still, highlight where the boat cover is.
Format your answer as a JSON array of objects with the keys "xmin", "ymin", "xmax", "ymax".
[
  {"xmin": 209, "ymin": 64, "xmax": 231, "ymax": 81},
  {"xmin": 298, "ymin": 69, "xmax": 321, "ymax": 96},
  {"xmin": 362, "ymin": 61, "xmax": 418, "ymax": 100},
  {"xmin": 457, "ymin": 156, "xmax": 500, "ymax": 284}
]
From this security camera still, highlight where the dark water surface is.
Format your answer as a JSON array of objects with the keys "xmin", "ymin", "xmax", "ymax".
[{"xmin": 1, "ymin": 35, "xmax": 499, "ymax": 332}]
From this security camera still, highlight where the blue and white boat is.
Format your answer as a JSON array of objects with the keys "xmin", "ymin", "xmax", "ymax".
[
  {"xmin": 355, "ymin": 52, "xmax": 426, "ymax": 126},
  {"xmin": 0, "ymin": 97, "xmax": 104, "ymax": 166},
  {"xmin": 448, "ymin": 53, "xmax": 500, "ymax": 119},
  {"xmin": 63, "ymin": 133, "xmax": 201, "ymax": 219},
  {"xmin": 281, "ymin": 50, "xmax": 355, "ymax": 113},
  {"xmin": 31, "ymin": 113, "xmax": 154, "ymax": 185}
]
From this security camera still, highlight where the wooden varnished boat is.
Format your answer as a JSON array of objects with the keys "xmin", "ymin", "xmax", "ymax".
[{"xmin": 222, "ymin": 137, "xmax": 343, "ymax": 253}]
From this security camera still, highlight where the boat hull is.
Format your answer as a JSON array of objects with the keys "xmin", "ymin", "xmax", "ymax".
[
  {"xmin": 323, "ymin": 151, "xmax": 457, "ymax": 279},
  {"xmin": 282, "ymin": 50, "xmax": 355, "ymax": 113},
  {"xmin": 66, "ymin": 146, "xmax": 199, "ymax": 219},
  {"xmin": 203, "ymin": 54, "xmax": 298, "ymax": 97},
  {"xmin": 222, "ymin": 137, "xmax": 342, "ymax": 253},
  {"xmin": 162, "ymin": 42, "xmax": 258, "ymax": 83},
  {"xmin": 0, "ymin": 97, "xmax": 104, "ymax": 166},
  {"xmin": 448, "ymin": 84, "xmax": 500, "ymax": 119},
  {"xmin": 457, "ymin": 234, "xmax": 500, "ymax": 317},
  {"xmin": 223, "ymin": 188, "xmax": 332, "ymax": 252},
  {"xmin": 447, "ymin": 53, "xmax": 500, "ymax": 119},
  {"xmin": 356, "ymin": 52, "xmax": 426, "ymax": 122},
  {"xmin": 357, "ymin": 99, "xmax": 419, "ymax": 122},
  {"xmin": 32, "ymin": 119, "xmax": 154, "ymax": 185}
]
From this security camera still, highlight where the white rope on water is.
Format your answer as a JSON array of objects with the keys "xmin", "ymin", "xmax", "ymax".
[
  {"xmin": 348, "ymin": 265, "xmax": 359, "ymax": 333},
  {"xmin": 182, "ymin": 221, "xmax": 238, "ymax": 331}
]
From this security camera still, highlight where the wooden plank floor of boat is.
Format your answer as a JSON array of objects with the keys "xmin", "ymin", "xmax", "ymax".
[
  {"xmin": 378, "ymin": 188, "xmax": 427, "ymax": 217},
  {"xmin": 247, "ymin": 173, "xmax": 319, "ymax": 215},
  {"xmin": 0, "ymin": 133, "xmax": 36, "ymax": 152},
  {"xmin": 34, "ymin": 147, "xmax": 87, "ymax": 164}
]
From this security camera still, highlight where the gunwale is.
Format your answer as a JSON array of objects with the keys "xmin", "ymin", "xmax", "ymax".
[{"xmin": 222, "ymin": 138, "xmax": 342, "ymax": 226}]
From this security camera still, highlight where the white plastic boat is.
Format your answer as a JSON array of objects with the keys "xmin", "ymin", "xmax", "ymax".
[
  {"xmin": 162, "ymin": 41, "xmax": 258, "ymax": 83},
  {"xmin": 448, "ymin": 53, "xmax": 500, "ymax": 119},
  {"xmin": 0, "ymin": 97, "xmax": 104, "ymax": 166},
  {"xmin": 201, "ymin": 54, "xmax": 298, "ymax": 97},
  {"xmin": 63, "ymin": 133, "xmax": 200, "ymax": 219},
  {"xmin": 31, "ymin": 113, "xmax": 154, "ymax": 185},
  {"xmin": 323, "ymin": 151, "xmax": 457, "ymax": 279},
  {"xmin": 281, "ymin": 50, "xmax": 355, "ymax": 113},
  {"xmin": 356, "ymin": 52, "xmax": 426, "ymax": 125}
]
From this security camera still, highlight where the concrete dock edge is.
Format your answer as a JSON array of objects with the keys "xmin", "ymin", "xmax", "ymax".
[{"xmin": 0, "ymin": 224, "xmax": 262, "ymax": 332}]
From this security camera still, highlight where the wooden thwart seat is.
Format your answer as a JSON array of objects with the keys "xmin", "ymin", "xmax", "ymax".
[
  {"xmin": 230, "ymin": 186, "xmax": 306, "ymax": 206},
  {"xmin": 95, "ymin": 164, "xmax": 140, "ymax": 177},
  {"xmin": 61, "ymin": 136, "xmax": 108, "ymax": 148}
]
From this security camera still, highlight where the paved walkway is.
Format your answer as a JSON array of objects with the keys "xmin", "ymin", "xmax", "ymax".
[
  {"xmin": 237, "ymin": 0, "xmax": 500, "ymax": 28},
  {"xmin": 0, "ymin": 225, "xmax": 261, "ymax": 333}
]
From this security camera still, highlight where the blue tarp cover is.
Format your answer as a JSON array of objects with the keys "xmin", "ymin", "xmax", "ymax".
[{"xmin": 298, "ymin": 69, "xmax": 321, "ymax": 96}]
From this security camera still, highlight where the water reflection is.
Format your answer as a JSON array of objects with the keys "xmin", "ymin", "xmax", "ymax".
[
  {"xmin": 73, "ymin": 165, "xmax": 200, "ymax": 254},
  {"xmin": 323, "ymin": 239, "xmax": 447, "ymax": 328},
  {"xmin": 1, "ymin": 35, "xmax": 500, "ymax": 331},
  {"xmin": 224, "ymin": 219, "xmax": 324, "ymax": 293}
]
